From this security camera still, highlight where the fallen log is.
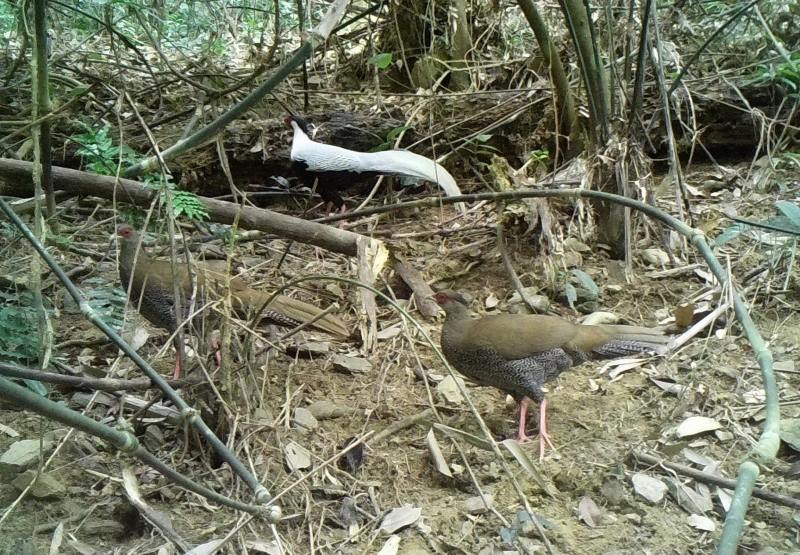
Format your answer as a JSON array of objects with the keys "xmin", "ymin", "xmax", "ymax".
[{"xmin": 0, "ymin": 158, "xmax": 367, "ymax": 256}]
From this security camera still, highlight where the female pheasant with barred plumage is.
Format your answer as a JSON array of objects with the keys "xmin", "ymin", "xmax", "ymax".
[{"xmin": 435, "ymin": 290, "xmax": 670, "ymax": 459}]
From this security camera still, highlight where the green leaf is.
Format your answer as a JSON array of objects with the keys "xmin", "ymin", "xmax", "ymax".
[
  {"xmin": 369, "ymin": 142, "xmax": 392, "ymax": 152},
  {"xmin": 82, "ymin": 277, "xmax": 128, "ymax": 332},
  {"xmin": 762, "ymin": 215, "xmax": 800, "ymax": 235},
  {"xmin": 775, "ymin": 201, "xmax": 800, "ymax": 230},
  {"xmin": 713, "ymin": 222, "xmax": 746, "ymax": 246},
  {"xmin": 529, "ymin": 149, "xmax": 550, "ymax": 163},
  {"xmin": 172, "ymin": 190, "xmax": 210, "ymax": 221},
  {"xmin": 24, "ymin": 380, "xmax": 47, "ymax": 396},
  {"xmin": 386, "ymin": 125, "xmax": 410, "ymax": 142},
  {"xmin": 780, "ymin": 418, "xmax": 800, "ymax": 452},
  {"xmin": 0, "ymin": 291, "xmax": 46, "ymax": 364},
  {"xmin": 368, "ymin": 52, "xmax": 393, "ymax": 70}
]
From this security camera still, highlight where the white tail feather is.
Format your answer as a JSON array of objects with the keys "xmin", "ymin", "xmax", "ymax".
[
  {"xmin": 359, "ymin": 150, "xmax": 465, "ymax": 213},
  {"xmin": 290, "ymin": 121, "xmax": 465, "ymax": 213}
]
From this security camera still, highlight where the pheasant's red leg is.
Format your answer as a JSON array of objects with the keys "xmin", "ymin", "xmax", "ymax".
[
  {"xmin": 334, "ymin": 203, "xmax": 348, "ymax": 228},
  {"xmin": 516, "ymin": 397, "xmax": 532, "ymax": 442},
  {"xmin": 537, "ymin": 398, "xmax": 557, "ymax": 461},
  {"xmin": 211, "ymin": 335, "xmax": 222, "ymax": 367}
]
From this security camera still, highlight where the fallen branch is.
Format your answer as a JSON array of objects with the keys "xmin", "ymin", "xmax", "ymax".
[
  {"xmin": 0, "ymin": 362, "xmax": 198, "ymax": 392},
  {"xmin": 0, "ymin": 158, "xmax": 372, "ymax": 256},
  {"xmin": 392, "ymin": 253, "xmax": 439, "ymax": 319},
  {"xmin": 630, "ymin": 450, "xmax": 800, "ymax": 510},
  {"xmin": 371, "ymin": 408, "xmax": 434, "ymax": 443}
]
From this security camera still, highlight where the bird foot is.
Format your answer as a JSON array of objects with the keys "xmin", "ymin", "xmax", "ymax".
[
  {"xmin": 538, "ymin": 430, "xmax": 557, "ymax": 461},
  {"xmin": 515, "ymin": 430, "xmax": 557, "ymax": 461},
  {"xmin": 319, "ymin": 201, "xmax": 348, "ymax": 228},
  {"xmin": 212, "ymin": 336, "xmax": 222, "ymax": 367},
  {"xmin": 515, "ymin": 430, "xmax": 533, "ymax": 443}
]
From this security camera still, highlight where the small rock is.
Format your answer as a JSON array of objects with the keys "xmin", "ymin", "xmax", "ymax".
[
  {"xmin": 600, "ymin": 478, "xmax": 627, "ymax": 506},
  {"xmin": 285, "ymin": 341, "xmax": 331, "ymax": 358},
  {"xmin": 516, "ymin": 511, "xmax": 556, "ymax": 539},
  {"xmin": 464, "ymin": 494, "xmax": 493, "ymax": 515},
  {"xmin": 306, "ymin": 400, "xmax": 354, "ymax": 420},
  {"xmin": 653, "ymin": 307, "xmax": 671, "ymax": 320},
  {"xmin": 293, "ymin": 407, "xmax": 319, "ymax": 431},
  {"xmin": 641, "ymin": 248, "xmax": 670, "ymax": 266},
  {"xmin": 330, "ymin": 355, "xmax": 372, "ymax": 374},
  {"xmin": 142, "ymin": 425, "xmax": 164, "ymax": 452},
  {"xmin": 564, "ymin": 237, "xmax": 591, "ymax": 252},
  {"xmin": 581, "ymin": 312, "xmax": 619, "ymax": 326},
  {"xmin": 568, "ymin": 269, "xmax": 599, "ymax": 307},
  {"xmin": 508, "ymin": 287, "xmax": 538, "ymax": 304},
  {"xmin": 437, "ymin": 375, "xmax": 466, "ymax": 404},
  {"xmin": 624, "ymin": 513, "xmax": 642, "ymax": 524},
  {"xmin": 11, "ymin": 470, "xmax": 66, "ymax": 498},
  {"xmin": 508, "ymin": 290, "xmax": 551, "ymax": 312},
  {"xmin": 714, "ymin": 430, "xmax": 734, "ymax": 442},
  {"xmin": 253, "ymin": 407, "xmax": 274, "ymax": 423},
  {"xmin": 562, "ymin": 251, "xmax": 583, "ymax": 268},
  {"xmin": 0, "ymin": 438, "xmax": 54, "ymax": 471},
  {"xmin": 632, "ymin": 473, "xmax": 667, "ymax": 504}
]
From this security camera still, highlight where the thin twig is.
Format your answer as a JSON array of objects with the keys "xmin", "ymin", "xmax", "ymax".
[{"xmin": 630, "ymin": 450, "xmax": 800, "ymax": 510}]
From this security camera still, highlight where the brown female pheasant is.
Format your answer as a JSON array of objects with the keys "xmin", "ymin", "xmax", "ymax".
[
  {"xmin": 435, "ymin": 290, "xmax": 669, "ymax": 459},
  {"xmin": 117, "ymin": 225, "xmax": 349, "ymax": 377}
]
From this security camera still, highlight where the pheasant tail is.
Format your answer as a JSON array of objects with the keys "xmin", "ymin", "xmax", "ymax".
[
  {"xmin": 594, "ymin": 324, "xmax": 671, "ymax": 357},
  {"xmin": 232, "ymin": 289, "xmax": 349, "ymax": 338}
]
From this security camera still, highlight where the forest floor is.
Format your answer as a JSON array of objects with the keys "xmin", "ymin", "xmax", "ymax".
[{"xmin": 1, "ymin": 164, "xmax": 799, "ymax": 555}]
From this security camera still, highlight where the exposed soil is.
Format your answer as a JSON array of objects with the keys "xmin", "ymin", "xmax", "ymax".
[{"xmin": 1, "ymin": 165, "xmax": 799, "ymax": 555}]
